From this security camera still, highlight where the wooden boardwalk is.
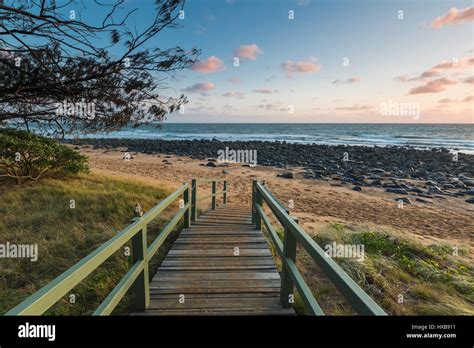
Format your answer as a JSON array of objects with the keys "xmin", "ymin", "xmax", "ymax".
[{"xmin": 137, "ymin": 204, "xmax": 294, "ymax": 315}]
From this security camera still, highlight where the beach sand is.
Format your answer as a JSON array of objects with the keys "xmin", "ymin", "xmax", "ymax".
[{"xmin": 78, "ymin": 145, "xmax": 474, "ymax": 253}]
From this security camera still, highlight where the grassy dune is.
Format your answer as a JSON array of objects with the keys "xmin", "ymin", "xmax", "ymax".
[
  {"xmin": 284, "ymin": 223, "xmax": 473, "ymax": 315},
  {"xmin": 0, "ymin": 174, "xmax": 179, "ymax": 315}
]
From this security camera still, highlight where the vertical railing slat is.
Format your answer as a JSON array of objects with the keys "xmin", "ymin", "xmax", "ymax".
[
  {"xmin": 191, "ymin": 178, "xmax": 197, "ymax": 222},
  {"xmin": 183, "ymin": 183, "xmax": 191, "ymax": 228},
  {"xmin": 132, "ymin": 225, "xmax": 149, "ymax": 311},
  {"xmin": 211, "ymin": 181, "xmax": 217, "ymax": 210}
]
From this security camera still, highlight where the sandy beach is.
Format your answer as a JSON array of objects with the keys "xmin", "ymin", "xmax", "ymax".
[{"xmin": 77, "ymin": 144, "xmax": 474, "ymax": 254}]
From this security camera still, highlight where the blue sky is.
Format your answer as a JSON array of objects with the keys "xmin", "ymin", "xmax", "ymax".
[{"xmin": 60, "ymin": 1, "xmax": 474, "ymax": 122}]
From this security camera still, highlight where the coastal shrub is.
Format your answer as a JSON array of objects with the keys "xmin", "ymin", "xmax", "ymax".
[{"xmin": 0, "ymin": 128, "xmax": 88, "ymax": 184}]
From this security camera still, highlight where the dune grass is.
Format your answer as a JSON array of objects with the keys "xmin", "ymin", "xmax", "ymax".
[
  {"xmin": 267, "ymin": 222, "xmax": 473, "ymax": 315},
  {"xmin": 0, "ymin": 174, "xmax": 179, "ymax": 315},
  {"xmin": 309, "ymin": 223, "xmax": 474, "ymax": 315}
]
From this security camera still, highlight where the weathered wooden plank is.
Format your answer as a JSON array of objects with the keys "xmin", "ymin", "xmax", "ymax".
[
  {"xmin": 160, "ymin": 259, "xmax": 276, "ymax": 267},
  {"xmin": 133, "ymin": 307, "xmax": 294, "ymax": 316},
  {"xmin": 141, "ymin": 201, "xmax": 293, "ymax": 316},
  {"xmin": 147, "ymin": 297, "xmax": 284, "ymax": 310},
  {"xmin": 149, "ymin": 279, "xmax": 281, "ymax": 290},
  {"xmin": 150, "ymin": 292, "xmax": 280, "ymax": 299},
  {"xmin": 149, "ymin": 287, "xmax": 280, "ymax": 295},
  {"xmin": 152, "ymin": 271, "xmax": 280, "ymax": 281},
  {"xmin": 167, "ymin": 249, "xmax": 272, "ymax": 257},
  {"xmin": 158, "ymin": 266, "xmax": 277, "ymax": 271},
  {"xmin": 172, "ymin": 243, "xmax": 269, "ymax": 250}
]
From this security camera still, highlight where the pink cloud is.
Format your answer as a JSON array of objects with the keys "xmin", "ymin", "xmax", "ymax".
[
  {"xmin": 333, "ymin": 77, "xmax": 361, "ymax": 84},
  {"xmin": 335, "ymin": 104, "xmax": 372, "ymax": 111},
  {"xmin": 396, "ymin": 57, "xmax": 474, "ymax": 82},
  {"xmin": 281, "ymin": 60, "xmax": 321, "ymax": 76},
  {"xmin": 222, "ymin": 91, "xmax": 244, "ymax": 99},
  {"xmin": 182, "ymin": 82, "xmax": 215, "ymax": 94},
  {"xmin": 253, "ymin": 89, "xmax": 280, "ymax": 94},
  {"xmin": 234, "ymin": 44, "xmax": 263, "ymax": 61},
  {"xmin": 464, "ymin": 76, "xmax": 474, "ymax": 84},
  {"xmin": 439, "ymin": 96, "xmax": 474, "ymax": 103},
  {"xmin": 431, "ymin": 7, "xmax": 474, "ymax": 28},
  {"xmin": 191, "ymin": 56, "xmax": 225, "ymax": 73},
  {"xmin": 408, "ymin": 78, "xmax": 456, "ymax": 94}
]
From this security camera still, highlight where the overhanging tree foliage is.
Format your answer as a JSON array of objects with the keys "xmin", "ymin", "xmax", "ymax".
[{"xmin": 0, "ymin": 0, "xmax": 199, "ymax": 136}]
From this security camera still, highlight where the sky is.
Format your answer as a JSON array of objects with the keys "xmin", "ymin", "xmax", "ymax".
[{"xmin": 43, "ymin": 0, "xmax": 474, "ymax": 123}]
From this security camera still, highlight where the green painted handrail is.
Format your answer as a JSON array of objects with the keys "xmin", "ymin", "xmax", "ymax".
[
  {"xmin": 253, "ymin": 181, "xmax": 387, "ymax": 316},
  {"xmin": 6, "ymin": 177, "xmax": 228, "ymax": 316},
  {"xmin": 191, "ymin": 178, "xmax": 227, "ymax": 220},
  {"xmin": 5, "ymin": 183, "xmax": 192, "ymax": 316}
]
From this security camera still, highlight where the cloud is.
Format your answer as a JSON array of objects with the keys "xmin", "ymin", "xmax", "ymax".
[
  {"xmin": 191, "ymin": 56, "xmax": 225, "ymax": 73},
  {"xmin": 408, "ymin": 78, "xmax": 456, "ymax": 94},
  {"xmin": 234, "ymin": 44, "xmax": 263, "ymax": 61},
  {"xmin": 332, "ymin": 77, "xmax": 361, "ymax": 84},
  {"xmin": 253, "ymin": 89, "xmax": 280, "ymax": 94},
  {"xmin": 438, "ymin": 96, "xmax": 474, "ymax": 103},
  {"xmin": 188, "ymin": 106, "xmax": 215, "ymax": 112},
  {"xmin": 254, "ymin": 103, "xmax": 286, "ymax": 111},
  {"xmin": 222, "ymin": 91, "xmax": 244, "ymax": 99},
  {"xmin": 182, "ymin": 82, "xmax": 216, "ymax": 94},
  {"xmin": 335, "ymin": 104, "xmax": 372, "ymax": 111},
  {"xmin": 281, "ymin": 60, "xmax": 321, "ymax": 76},
  {"xmin": 464, "ymin": 76, "xmax": 474, "ymax": 84},
  {"xmin": 438, "ymin": 98, "xmax": 455, "ymax": 103},
  {"xmin": 394, "ymin": 75, "xmax": 409, "ymax": 82},
  {"xmin": 395, "ymin": 57, "xmax": 474, "ymax": 82},
  {"xmin": 431, "ymin": 7, "xmax": 474, "ymax": 28}
]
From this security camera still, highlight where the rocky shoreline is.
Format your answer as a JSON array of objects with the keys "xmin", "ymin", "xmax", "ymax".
[{"xmin": 65, "ymin": 138, "xmax": 474, "ymax": 203}]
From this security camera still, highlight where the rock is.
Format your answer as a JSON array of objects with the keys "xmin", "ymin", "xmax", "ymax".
[
  {"xmin": 222, "ymin": 170, "xmax": 230, "ymax": 174},
  {"xmin": 206, "ymin": 161, "xmax": 217, "ymax": 167},
  {"xmin": 277, "ymin": 172, "xmax": 294, "ymax": 179},
  {"xmin": 463, "ymin": 189, "xmax": 474, "ymax": 195},
  {"xmin": 466, "ymin": 197, "xmax": 474, "ymax": 204},
  {"xmin": 416, "ymin": 198, "xmax": 432, "ymax": 204},
  {"xmin": 395, "ymin": 197, "xmax": 413, "ymax": 205},
  {"xmin": 352, "ymin": 186, "xmax": 362, "ymax": 191},
  {"xmin": 409, "ymin": 187, "xmax": 423, "ymax": 194},
  {"xmin": 462, "ymin": 179, "xmax": 474, "ymax": 187},
  {"xmin": 386, "ymin": 188, "xmax": 408, "ymax": 195}
]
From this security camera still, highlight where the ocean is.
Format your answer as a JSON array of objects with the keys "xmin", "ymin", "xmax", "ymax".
[{"xmin": 79, "ymin": 123, "xmax": 474, "ymax": 154}]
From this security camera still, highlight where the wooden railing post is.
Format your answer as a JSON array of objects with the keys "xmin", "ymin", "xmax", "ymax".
[
  {"xmin": 223, "ymin": 180, "xmax": 227, "ymax": 205},
  {"xmin": 132, "ymin": 224, "xmax": 149, "ymax": 311},
  {"xmin": 211, "ymin": 181, "xmax": 217, "ymax": 210},
  {"xmin": 251, "ymin": 180, "xmax": 257, "ymax": 224},
  {"xmin": 280, "ymin": 220, "xmax": 297, "ymax": 308},
  {"xmin": 191, "ymin": 179, "xmax": 197, "ymax": 222},
  {"xmin": 183, "ymin": 184, "xmax": 191, "ymax": 228},
  {"xmin": 255, "ymin": 182, "xmax": 263, "ymax": 230}
]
